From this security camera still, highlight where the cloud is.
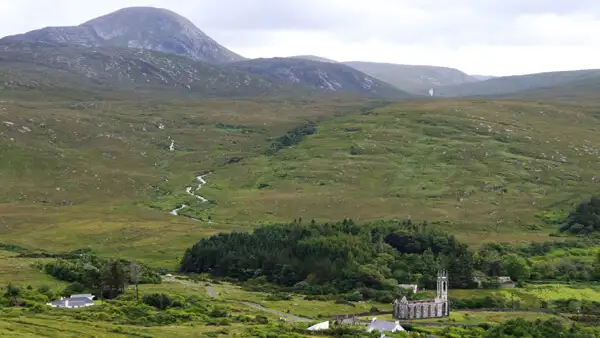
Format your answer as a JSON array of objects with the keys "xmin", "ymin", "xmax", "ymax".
[{"xmin": 1, "ymin": 0, "xmax": 599, "ymax": 75}]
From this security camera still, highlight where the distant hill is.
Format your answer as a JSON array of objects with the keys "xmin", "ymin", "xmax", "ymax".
[
  {"xmin": 471, "ymin": 75, "xmax": 495, "ymax": 81},
  {"xmin": 502, "ymin": 76, "xmax": 600, "ymax": 102},
  {"xmin": 0, "ymin": 6, "xmax": 245, "ymax": 63},
  {"xmin": 229, "ymin": 58, "xmax": 411, "ymax": 98},
  {"xmin": 342, "ymin": 61, "xmax": 480, "ymax": 94},
  {"xmin": 0, "ymin": 42, "xmax": 411, "ymax": 100},
  {"xmin": 435, "ymin": 69, "xmax": 600, "ymax": 98},
  {"xmin": 288, "ymin": 55, "xmax": 338, "ymax": 63}
]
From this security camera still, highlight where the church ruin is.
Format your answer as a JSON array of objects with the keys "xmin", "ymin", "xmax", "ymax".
[{"xmin": 393, "ymin": 270, "xmax": 449, "ymax": 320}]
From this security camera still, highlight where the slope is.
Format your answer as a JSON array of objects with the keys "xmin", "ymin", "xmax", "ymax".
[
  {"xmin": 0, "ymin": 97, "xmax": 376, "ymax": 265},
  {"xmin": 288, "ymin": 55, "xmax": 339, "ymax": 63},
  {"xmin": 502, "ymin": 76, "xmax": 600, "ymax": 103},
  {"xmin": 343, "ymin": 61, "xmax": 480, "ymax": 94},
  {"xmin": 436, "ymin": 69, "xmax": 600, "ymax": 98},
  {"xmin": 188, "ymin": 99, "xmax": 600, "ymax": 245},
  {"xmin": 0, "ymin": 6, "xmax": 244, "ymax": 63},
  {"xmin": 229, "ymin": 57, "xmax": 411, "ymax": 98},
  {"xmin": 0, "ymin": 41, "xmax": 295, "ymax": 99}
]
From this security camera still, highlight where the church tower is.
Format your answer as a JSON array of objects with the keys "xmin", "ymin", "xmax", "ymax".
[{"xmin": 436, "ymin": 270, "xmax": 448, "ymax": 301}]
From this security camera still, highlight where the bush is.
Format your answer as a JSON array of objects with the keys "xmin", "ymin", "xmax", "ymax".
[
  {"xmin": 209, "ymin": 306, "xmax": 228, "ymax": 318},
  {"xmin": 142, "ymin": 293, "xmax": 173, "ymax": 310},
  {"xmin": 255, "ymin": 314, "xmax": 269, "ymax": 324}
]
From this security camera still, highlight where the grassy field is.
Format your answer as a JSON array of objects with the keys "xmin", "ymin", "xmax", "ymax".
[
  {"xmin": 2, "ymin": 97, "xmax": 600, "ymax": 262},
  {"xmin": 0, "ymin": 251, "xmax": 68, "ymax": 289},
  {"xmin": 200, "ymin": 99, "xmax": 600, "ymax": 244}
]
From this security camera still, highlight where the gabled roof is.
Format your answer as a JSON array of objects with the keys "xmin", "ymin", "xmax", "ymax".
[
  {"xmin": 70, "ymin": 293, "xmax": 95, "ymax": 299},
  {"xmin": 49, "ymin": 296, "xmax": 94, "ymax": 307},
  {"xmin": 367, "ymin": 318, "xmax": 404, "ymax": 332}
]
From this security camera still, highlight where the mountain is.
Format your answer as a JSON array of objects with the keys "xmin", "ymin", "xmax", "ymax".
[
  {"xmin": 471, "ymin": 75, "xmax": 495, "ymax": 81},
  {"xmin": 288, "ymin": 55, "xmax": 339, "ymax": 63},
  {"xmin": 435, "ymin": 69, "xmax": 600, "ymax": 98},
  {"xmin": 341, "ymin": 61, "xmax": 480, "ymax": 95},
  {"xmin": 229, "ymin": 58, "xmax": 411, "ymax": 98},
  {"xmin": 0, "ymin": 6, "xmax": 244, "ymax": 63},
  {"xmin": 502, "ymin": 76, "xmax": 600, "ymax": 102},
  {"xmin": 0, "ymin": 41, "xmax": 285, "ymax": 99}
]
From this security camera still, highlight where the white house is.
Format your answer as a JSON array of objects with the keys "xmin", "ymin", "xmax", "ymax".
[
  {"xmin": 366, "ymin": 317, "xmax": 405, "ymax": 333},
  {"xmin": 47, "ymin": 294, "xmax": 95, "ymax": 309},
  {"xmin": 307, "ymin": 321, "xmax": 330, "ymax": 331}
]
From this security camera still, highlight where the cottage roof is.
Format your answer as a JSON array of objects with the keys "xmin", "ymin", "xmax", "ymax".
[
  {"xmin": 49, "ymin": 296, "xmax": 94, "ymax": 307},
  {"xmin": 367, "ymin": 318, "xmax": 404, "ymax": 332},
  {"xmin": 70, "ymin": 293, "xmax": 94, "ymax": 299}
]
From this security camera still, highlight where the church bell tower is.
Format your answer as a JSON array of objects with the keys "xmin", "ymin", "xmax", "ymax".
[{"xmin": 436, "ymin": 270, "xmax": 448, "ymax": 301}]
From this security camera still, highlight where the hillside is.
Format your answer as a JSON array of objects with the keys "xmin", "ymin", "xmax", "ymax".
[
  {"xmin": 435, "ymin": 69, "xmax": 600, "ymax": 98},
  {"xmin": 502, "ymin": 76, "xmax": 600, "ymax": 102},
  {"xmin": 288, "ymin": 55, "xmax": 339, "ymax": 63},
  {"xmin": 0, "ymin": 6, "xmax": 244, "ymax": 63},
  {"xmin": 0, "ymin": 41, "xmax": 286, "ymax": 99},
  {"xmin": 229, "ymin": 57, "xmax": 410, "ymax": 98},
  {"xmin": 342, "ymin": 61, "xmax": 480, "ymax": 94},
  {"xmin": 2, "ymin": 95, "xmax": 600, "ymax": 265}
]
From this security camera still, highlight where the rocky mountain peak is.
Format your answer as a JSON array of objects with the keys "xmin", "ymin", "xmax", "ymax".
[{"xmin": 0, "ymin": 6, "xmax": 244, "ymax": 63}]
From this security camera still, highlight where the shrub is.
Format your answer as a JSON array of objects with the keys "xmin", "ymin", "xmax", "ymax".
[{"xmin": 142, "ymin": 293, "xmax": 173, "ymax": 310}]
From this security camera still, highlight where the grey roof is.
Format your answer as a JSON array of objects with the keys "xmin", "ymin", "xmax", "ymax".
[
  {"xmin": 50, "ymin": 297, "xmax": 94, "ymax": 307},
  {"xmin": 70, "ymin": 293, "xmax": 94, "ymax": 299},
  {"xmin": 368, "ymin": 319, "xmax": 402, "ymax": 332}
]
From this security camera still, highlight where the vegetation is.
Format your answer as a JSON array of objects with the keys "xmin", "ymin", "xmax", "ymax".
[
  {"xmin": 559, "ymin": 196, "xmax": 600, "ymax": 234},
  {"xmin": 3, "ymin": 43, "xmax": 600, "ymax": 336},
  {"xmin": 181, "ymin": 220, "xmax": 473, "ymax": 298}
]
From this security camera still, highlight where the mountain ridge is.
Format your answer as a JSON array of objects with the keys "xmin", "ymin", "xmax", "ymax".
[{"xmin": 434, "ymin": 68, "xmax": 600, "ymax": 98}]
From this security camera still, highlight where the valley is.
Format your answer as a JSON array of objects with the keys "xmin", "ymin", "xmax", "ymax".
[{"xmin": 1, "ymin": 5, "xmax": 600, "ymax": 338}]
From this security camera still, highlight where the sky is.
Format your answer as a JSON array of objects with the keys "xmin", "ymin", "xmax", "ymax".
[{"xmin": 1, "ymin": 0, "xmax": 600, "ymax": 76}]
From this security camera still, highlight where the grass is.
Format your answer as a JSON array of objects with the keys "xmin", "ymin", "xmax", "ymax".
[
  {"xmin": 2, "ymin": 97, "xmax": 600, "ymax": 264},
  {"xmin": 520, "ymin": 284, "xmax": 600, "ymax": 302},
  {"xmin": 0, "ymin": 251, "xmax": 68, "ymax": 290},
  {"xmin": 198, "ymin": 99, "xmax": 600, "ymax": 244}
]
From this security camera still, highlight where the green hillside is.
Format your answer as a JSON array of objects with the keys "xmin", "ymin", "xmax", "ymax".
[
  {"xmin": 436, "ymin": 69, "xmax": 600, "ymax": 98},
  {"xmin": 343, "ymin": 61, "xmax": 479, "ymax": 94},
  {"xmin": 1, "ymin": 94, "xmax": 600, "ymax": 263}
]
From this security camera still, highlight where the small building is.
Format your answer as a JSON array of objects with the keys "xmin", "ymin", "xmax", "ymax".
[
  {"xmin": 307, "ymin": 321, "xmax": 330, "ymax": 331},
  {"xmin": 47, "ymin": 294, "xmax": 95, "ymax": 309},
  {"xmin": 397, "ymin": 284, "xmax": 418, "ymax": 294},
  {"xmin": 366, "ymin": 317, "xmax": 405, "ymax": 333}
]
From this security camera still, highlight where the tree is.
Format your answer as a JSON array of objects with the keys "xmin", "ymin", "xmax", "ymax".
[
  {"xmin": 501, "ymin": 254, "xmax": 531, "ymax": 282},
  {"xmin": 101, "ymin": 259, "xmax": 127, "ymax": 299},
  {"xmin": 129, "ymin": 260, "xmax": 143, "ymax": 301}
]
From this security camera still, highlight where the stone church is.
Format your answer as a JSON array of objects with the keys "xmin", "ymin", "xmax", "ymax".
[{"xmin": 393, "ymin": 270, "xmax": 450, "ymax": 319}]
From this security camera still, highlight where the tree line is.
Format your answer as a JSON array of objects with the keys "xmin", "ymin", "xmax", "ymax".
[{"xmin": 180, "ymin": 219, "xmax": 474, "ymax": 299}]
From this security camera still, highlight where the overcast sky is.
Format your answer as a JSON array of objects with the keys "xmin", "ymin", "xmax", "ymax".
[{"xmin": 1, "ymin": 0, "xmax": 599, "ymax": 76}]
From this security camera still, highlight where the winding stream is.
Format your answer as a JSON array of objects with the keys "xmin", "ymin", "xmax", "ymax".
[{"xmin": 170, "ymin": 174, "xmax": 210, "ymax": 216}]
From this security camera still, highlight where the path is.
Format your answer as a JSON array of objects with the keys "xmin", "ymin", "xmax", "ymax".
[
  {"xmin": 241, "ymin": 302, "xmax": 312, "ymax": 322},
  {"xmin": 169, "ymin": 173, "xmax": 211, "ymax": 215},
  {"xmin": 206, "ymin": 286, "xmax": 217, "ymax": 298},
  {"xmin": 163, "ymin": 275, "xmax": 217, "ymax": 299}
]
